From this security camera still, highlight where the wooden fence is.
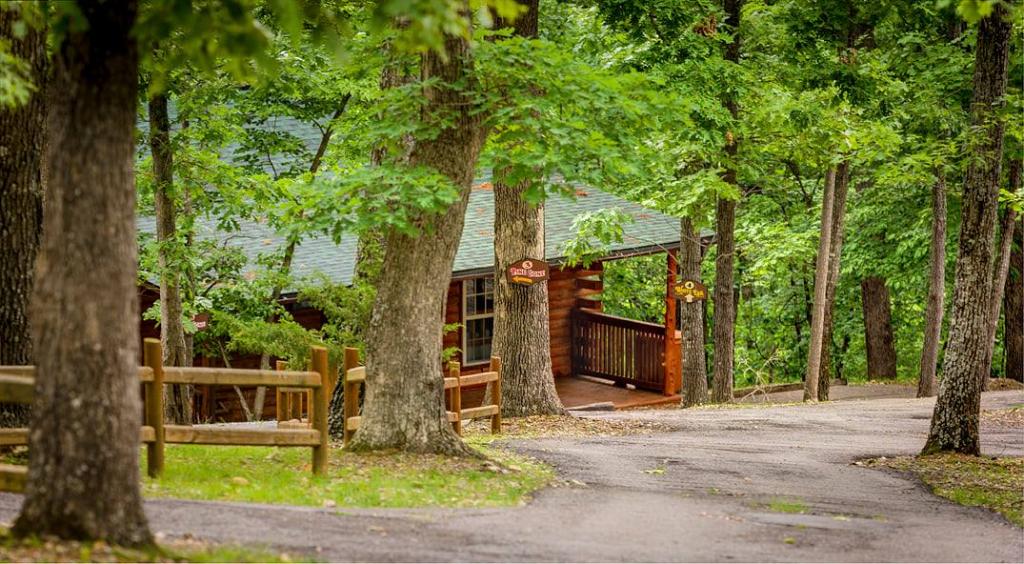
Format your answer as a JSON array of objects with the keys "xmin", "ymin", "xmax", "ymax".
[
  {"xmin": 0, "ymin": 338, "xmax": 332, "ymax": 493},
  {"xmin": 341, "ymin": 348, "xmax": 502, "ymax": 446},
  {"xmin": 570, "ymin": 307, "xmax": 666, "ymax": 392}
]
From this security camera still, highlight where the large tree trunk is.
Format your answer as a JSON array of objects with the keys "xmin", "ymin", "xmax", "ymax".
[
  {"xmin": 711, "ymin": 0, "xmax": 742, "ymax": 404},
  {"xmin": 804, "ymin": 168, "xmax": 837, "ymax": 400},
  {"xmin": 680, "ymin": 217, "xmax": 709, "ymax": 406},
  {"xmin": 918, "ymin": 173, "xmax": 947, "ymax": 397},
  {"xmin": 923, "ymin": 6, "xmax": 1011, "ymax": 456},
  {"xmin": 348, "ymin": 22, "xmax": 487, "ymax": 455},
  {"xmin": 1004, "ymin": 218, "xmax": 1022, "ymax": 382},
  {"xmin": 861, "ymin": 276, "xmax": 898, "ymax": 379},
  {"xmin": 13, "ymin": 0, "xmax": 152, "ymax": 545},
  {"xmin": 149, "ymin": 93, "xmax": 193, "ymax": 425},
  {"xmin": 491, "ymin": 177, "xmax": 564, "ymax": 416},
  {"xmin": 980, "ymin": 159, "xmax": 1020, "ymax": 387},
  {"xmin": 488, "ymin": 0, "xmax": 562, "ymax": 417},
  {"xmin": 818, "ymin": 161, "xmax": 851, "ymax": 400},
  {"xmin": 0, "ymin": 9, "xmax": 45, "ymax": 428}
]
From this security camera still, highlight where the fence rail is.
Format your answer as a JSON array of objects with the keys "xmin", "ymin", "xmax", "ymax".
[
  {"xmin": 570, "ymin": 308, "xmax": 666, "ymax": 392},
  {"xmin": 0, "ymin": 338, "xmax": 331, "ymax": 493},
  {"xmin": 342, "ymin": 349, "xmax": 501, "ymax": 446}
]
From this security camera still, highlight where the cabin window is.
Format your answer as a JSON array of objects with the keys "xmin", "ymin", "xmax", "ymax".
[{"xmin": 462, "ymin": 277, "xmax": 494, "ymax": 365}]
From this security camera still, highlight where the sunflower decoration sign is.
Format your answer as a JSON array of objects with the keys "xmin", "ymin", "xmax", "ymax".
[{"xmin": 672, "ymin": 279, "xmax": 708, "ymax": 303}]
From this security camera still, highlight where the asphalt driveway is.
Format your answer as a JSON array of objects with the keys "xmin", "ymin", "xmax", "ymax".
[{"xmin": 1, "ymin": 391, "xmax": 1021, "ymax": 562}]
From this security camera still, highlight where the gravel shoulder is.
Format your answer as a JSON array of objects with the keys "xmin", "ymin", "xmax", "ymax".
[{"xmin": 0, "ymin": 391, "xmax": 1021, "ymax": 562}]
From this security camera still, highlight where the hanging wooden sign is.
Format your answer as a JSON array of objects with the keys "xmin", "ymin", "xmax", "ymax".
[
  {"xmin": 507, "ymin": 259, "xmax": 550, "ymax": 286},
  {"xmin": 672, "ymin": 280, "xmax": 708, "ymax": 303},
  {"xmin": 192, "ymin": 313, "xmax": 210, "ymax": 331}
]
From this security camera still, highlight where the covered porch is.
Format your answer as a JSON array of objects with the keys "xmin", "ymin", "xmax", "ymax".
[{"xmin": 563, "ymin": 249, "xmax": 692, "ymax": 408}]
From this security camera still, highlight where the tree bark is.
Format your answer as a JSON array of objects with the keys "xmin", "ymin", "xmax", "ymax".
[
  {"xmin": 804, "ymin": 168, "xmax": 837, "ymax": 400},
  {"xmin": 680, "ymin": 217, "xmax": 709, "ymax": 406},
  {"xmin": 149, "ymin": 92, "xmax": 193, "ymax": 425},
  {"xmin": 0, "ymin": 9, "xmax": 46, "ymax": 428},
  {"xmin": 818, "ymin": 161, "xmax": 851, "ymax": 400},
  {"xmin": 923, "ymin": 6, "xmax": 1011, "ymax": 455},
  {"xmin": 486, "ymin": 0, "xmax": 562, "ymax": 417},
  {"xmin": 13, "ymin": 0, "xmax": 152, "ymax": 545},
  {"xmin": 348, "ymin": 19, "xmax": 487, "ymax": 455},
  {"xmin": 861, "ymin": 276, "xmax": 898, "ymax": 379},
  {"xmin": 1004, "ymin": 218, "xmax": 1022, "ymax": 382},
  {"xmin": 980, "ymin": 159, "xmax": 1020, "ymax": 387},
  {"xmin": 918, "ymin": 173, "xmax": 947, "ymax": 397},
  {"xmin": 711, "ymin": 0, "xmax": 742, "ymax": 404},
  {"xmin": 491, "ymin": 176, "xmax": 564, "ymax": 416}
]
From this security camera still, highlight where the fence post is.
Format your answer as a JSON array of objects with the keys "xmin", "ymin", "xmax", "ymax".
[
  {"xmin": 489, "ymin": 356, "xmax": 502, "ymax": 434},
  {"xmin": 143, "ymin": 338, "xmax": 165, "ymax": 478},
  {"xmin": 449, "ymin": 362, "xmax": 462, "ymax": 436},
  {"xmin": 275, "ymin": 360, "xmax": 287, "ymax": 423},
  {"xmin": 342, "ymin": 347, "xmax": 360, "ymax": 447},
  {"xmin": 311, "ymin": 346, "xmax": 329, "ymax": 475}
]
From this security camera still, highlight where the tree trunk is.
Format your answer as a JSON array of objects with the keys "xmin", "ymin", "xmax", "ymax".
[
  {"xmin": 980, "ymin": 159, "xmax": 1020, "ymax": 387},
  {"xmin": 712, "ymin": 195, "xmax": 736, "ymax": 403},
  {"xmin": 680, "ymin": 217, "xmax": 709, "ymax": 406},
  {"xmin": 711, "ymin": 0, "xmax": 742, "ymax": 404},
  {"xmin": 0, "ymin": 9, "xmax": 45, "ymax": 428},
  {"xmin": 13, "ymin": 0, "xmax": 152, "ymax": 545},
  {"xmin": 149, "ymin": 92, "xmax": 193, "ymax": 425},
  {"xmin": 818, "ymin": 161, "xmax": 851, "ymax": 400},
  {"xmin": 491, "ymin": 176, "xmax": 564, "ymax": 416},
  {"xmin": 923, "ymin": 6, "xmax": 1011, "ymax": 455},
  {"xmin": 348, "ymin": 23, "xmax": 487, "ymax": 455},
  {"xmin": 1004, "ymin": 218, "xmax": 1022, "ymax": 382},
  {"xmin": 861, "ymin": 276, "xmax": 898, "ymax": 379},
  {"xmin": 918, "ymin": 173, "xmax": 947, "ymax": 397},
  {"xmin": 486, "ymin": 0, "xmax": 561, "ymax": 417},
  {"xmin": 804, "ymin": 168, "xmax": 837, "ymax": 400}
]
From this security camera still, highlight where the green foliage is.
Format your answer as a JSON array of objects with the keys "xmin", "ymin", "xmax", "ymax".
[{"xmin": 602, "ymin": 255, "xmax": 666, "ymax": 323}]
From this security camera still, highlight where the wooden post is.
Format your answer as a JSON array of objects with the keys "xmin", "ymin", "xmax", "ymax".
[
  {"xmin": 342, "ymin": 347, "xmax": 360, "ymax": 447},
  {"xmin": 449, "ymin": 362, "xmax": 462, "ymax": 436},
  {"xmin": 489, "ymin": 356, "xmax": 502, "ymax": 434},
  {"xmin": 664, "ymin": 249, "xmax": 680, "ymax": 396},
  {"xmin": 311, "ymin": 346, "xmax": 329, "ymax": 475},
  {"xmin": 144, "ymin": 338, "xmax": 165, "ymax": 478},
  {"xmin": 275, "ymin": 360, "xmax": 287, "ymax": 423}
]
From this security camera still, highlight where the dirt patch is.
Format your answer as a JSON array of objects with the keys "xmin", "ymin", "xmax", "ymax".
[
  {"xmin": 463, "ymin": 414, "xmax": 671, "ymax": 439},
  {"xmin": 982, "ymin": 406, "xmax": 1024, "ymax": 427},
  {"xmin": 987, "ymin": 378, "xmax": 1024, "ymax": 391},
  {"xmin": 865, "ymin": 454, "xmax": 1023, "ymax": 527}
]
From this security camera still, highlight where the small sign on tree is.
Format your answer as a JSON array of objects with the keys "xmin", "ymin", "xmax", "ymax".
[
  {"xmin": 672, "ymin": 280, "xmax": 708, "ymax": 303},
  {"xmin": 192, "ymin": 313, "xmax": 210, "ymax": 331},
  {"xmin": 507, "ymin": 259, "xmax": 550, "ymax": 286}
]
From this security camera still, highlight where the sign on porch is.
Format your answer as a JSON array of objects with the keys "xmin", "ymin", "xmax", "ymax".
[
  {"xmin": 507, "ymin": 259, "xmax": 550, "ymax": 286},
  {"xmin": 672, "ymin": 280, "xmax": 708, "ymax": 303}
]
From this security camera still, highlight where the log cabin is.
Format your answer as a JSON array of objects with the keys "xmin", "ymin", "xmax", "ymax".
[{"xmin": 139, "ymin": 183, "xmax": 698, "ymax": 421}]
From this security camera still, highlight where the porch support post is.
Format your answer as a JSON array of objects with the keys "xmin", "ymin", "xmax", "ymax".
[{"xmin": 664, "ymin": 250, "xmax": 681, "ymax": 396}]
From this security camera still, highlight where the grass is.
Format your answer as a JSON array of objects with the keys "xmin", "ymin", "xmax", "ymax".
[
  {"xmin": 141, "ymin": 443, "xmax": 552, "ymax": 508},
  {"xmin": 765, "ymin": 498, "xmax": 808, "ymax": 514},
  {"xmin": 869, "ymin": 454, "xmax": 1024, "ymax": 527},
  {"xmin": 0, "ymin": 530, "xmax": 291, "ymax": 562}
]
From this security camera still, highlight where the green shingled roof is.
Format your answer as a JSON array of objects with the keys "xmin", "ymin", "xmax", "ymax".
[{"xmin": 138, "ymin": 185, "xmax": 683, "ymax": 289}]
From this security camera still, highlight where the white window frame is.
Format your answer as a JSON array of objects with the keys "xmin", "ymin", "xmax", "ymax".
[{"xmin": 462, "ymin": 277, "xmax": 495, "ymax": 366}]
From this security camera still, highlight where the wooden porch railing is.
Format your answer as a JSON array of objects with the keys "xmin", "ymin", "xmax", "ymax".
[{"xmin": 570, "ymin": 308, "xmax": 667, "ymax": 393}]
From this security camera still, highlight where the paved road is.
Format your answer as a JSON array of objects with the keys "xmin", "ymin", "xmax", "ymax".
[{"xmin": 1, "ymin": 391, "xmax": 1022, "ymax": 562}]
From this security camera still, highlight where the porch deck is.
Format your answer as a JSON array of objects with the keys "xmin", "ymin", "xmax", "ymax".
[{"xmin": 556, "ymin": 376, "xmax": 680, "ymax": 410}]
